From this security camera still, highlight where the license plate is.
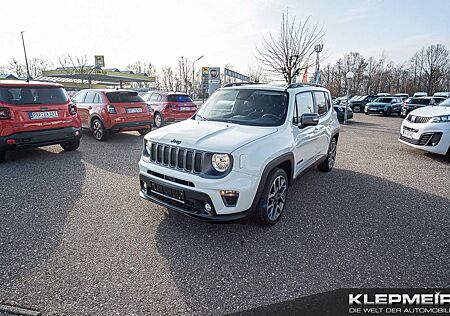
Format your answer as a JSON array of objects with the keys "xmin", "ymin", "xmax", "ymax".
[
  {"xmin": 126, "ymin": 108, "xmax": 143, "ymax": 114},
  {"xmin": 179, "ymin": 106, "xmax": 192, "ymax": 111},
  {"xmin": 403, "ymin": 130, "xmax": 413, "ymax": 138},
  {"xmin": 149, "ymin": 181, "xmax": 185, "ymax": 203},
  {"xmin": 29, "ymin": 111, "xmax": 58, "ymax": 120}
]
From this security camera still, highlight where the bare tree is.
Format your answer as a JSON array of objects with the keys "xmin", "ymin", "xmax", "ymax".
[
  {"xmin": 8, "ymin": 59, "xmax": 27, "ymax": 78},
  {"xmin": 422, "ymin": 44, "xmax": 450, "ymax": 95},
  {"xmin": 256, "ymin": 10, "xmax": 325, "ymax": 83},
  {"xmin": 247, "ymin": 64, "xmax": 267, "ymax": 83},
  {"xmin": 158, "ymin": 66, "xmax": 177, "ymax": 92},
  {"xmin": 58, "ymin": 54, "xmax": 92, "ymax": 88}
]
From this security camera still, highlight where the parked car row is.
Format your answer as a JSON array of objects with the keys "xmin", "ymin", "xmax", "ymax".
[{"xmin": 0, "ymin": 80, "xmax": 198, "ymax": 162}]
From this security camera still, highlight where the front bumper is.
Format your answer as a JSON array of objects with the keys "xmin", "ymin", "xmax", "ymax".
[
  {"xmin": 0, "ymin": 127, "xmax": 82, "ymax": 150},
  {"xmin": 139, "ymin": 173, "xmax": 253, "ymax": 222},
  {"xmin": 365, "ymin": 107, "xmax": 386, "ymax": 114},
  {"xmin": 138, "ymin": 158, "xmax": 260, "ymax": 219},
  {"xmin": 398, "ymin": 122, "xmax": 450, "ymax": 155}
]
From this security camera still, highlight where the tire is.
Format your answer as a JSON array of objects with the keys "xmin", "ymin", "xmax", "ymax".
[
  {"xmin": 385, "ymin": 108, "xmax": 392, "ymax": 116},
  {"xmin": 138, "ymin": 128, "xmax": 152, "ymax": 135},
  {"xmin": 60, "ymin": 138, "xmax": 80, "ymax": 151},
  {"xmin": 365, "ymin": 111, "xmax": 369, "ymax": 115},
  {"xmin": 353, "ymin": 105, "xmax": 361, "ymax": 113},
  {"xmin": 92, "ymin": 118, "xmax": 107, "ymax": 141},
  {"xmin": 154, "ymin": 112, "xmax": 163, "ymax": 128},
  {"xmin": 0, "ymin": 150, "xmax": 6, "ymax": 163},
  {"xmin": 318, "ymin": 137, "xmax": 338, "ymax": 172},
  {"xmin": 255, "ymin": 168, "xmax": 288, "ymax": 226}
]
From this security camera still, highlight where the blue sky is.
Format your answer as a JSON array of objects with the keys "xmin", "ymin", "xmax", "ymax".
[{"xmin": 1, "ymin": 0, "xmax": 449, "ymax": 73}]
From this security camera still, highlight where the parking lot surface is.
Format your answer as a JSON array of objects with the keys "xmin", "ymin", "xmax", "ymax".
[{"xmin": 1, "ymin": 114, "xmax": 449, "ymax": 315}]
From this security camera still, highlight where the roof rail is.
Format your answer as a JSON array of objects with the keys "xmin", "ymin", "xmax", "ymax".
[
  {"xmin": 223, "ymin": 82, "xmax": 264, "ymax": 88},
  {"xmin": 285, "ymin": 82, "xmax": 324, "ymax": 90}
]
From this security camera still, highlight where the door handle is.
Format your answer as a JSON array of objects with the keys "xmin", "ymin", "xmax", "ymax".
[{"xmin": 88, "ymin": 106, "xmax": 92, "ymax": 110}]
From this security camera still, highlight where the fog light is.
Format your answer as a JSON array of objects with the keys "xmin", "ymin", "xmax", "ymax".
[
  {"xmin": 204, "ymin": 203, "xmax": 212, "ymax": 213},
  {"xmin": 220, "ymin": 190, "xmax": 239, "ymax": 207}
]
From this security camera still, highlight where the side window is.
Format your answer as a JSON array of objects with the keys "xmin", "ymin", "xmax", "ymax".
[
  {"xmin": 294, "ymin": 92, "xmax": 314, "ymax": 123},
  {"xmin": 93, "ymin": 93, "xmax": 100, "ymax": 103},
  {"xmin": 84, "ymin": 91, "xmax": 95, "ymax": 103},
  {"xmin": 313, "ymin": 91, "xmax": 328, "ymax": 115},
  {"xmin": 157, "ymin": 94, "xmax": 162, "ymax": 102},
  {"xmin": 149, "ymin": 93, "xmax": 159, "ymax": 102},
  {"xmin": 72, "ymin": 92, "xmax": 86, "ymax": 104}
]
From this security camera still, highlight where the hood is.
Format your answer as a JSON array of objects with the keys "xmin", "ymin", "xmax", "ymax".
[
  {"xmin": 145, "ymin": 119, "xmax": 278, "ymax": 152},
  {"xmin": 410, "ymin": 105, "xmax": 450, "ymax": 117},
  {"xmin": 367, "ymin": 102, "xmax": 388, "ymax": 107}
]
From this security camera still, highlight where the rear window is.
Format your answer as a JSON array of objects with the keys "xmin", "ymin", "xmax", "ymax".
[
  {"xmin": 167, "ymin": 94, "xmax": 192, "ymax": 103},
  {"xmin": 0, "ymin": 86, "xmax": 68, "ymax": 105},
  {"xmin": 106, "ymin": 91, "xmax": 143, "ymax": 103}
]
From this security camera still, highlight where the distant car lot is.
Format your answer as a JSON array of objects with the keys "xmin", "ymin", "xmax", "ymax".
[{"xmin": 0, "ymin": 114, "xmax": 449, "ymax": 315}]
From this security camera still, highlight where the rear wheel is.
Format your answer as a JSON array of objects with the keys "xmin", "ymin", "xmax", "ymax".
[
  {"xmin": 0, "ymin": 150, "xmax": 6, "ymax": 163},
  {"xmin": 318, "ymin": 137, "xmax": 338, "ymax": 172},
  {"xmin": 92, "ymin": 118, "xmax": 107, "ymax": 141},
  {"xmin": 60, "ymin": 139, "xmax": 80, "ymax": 151},
  {"xmin": 154, "ymin": 112, "xmax": 163, "ymax": 128},
  {"xmin": 255, "ymin": 168, "xmax": 288, "ymax": 226},
  {"xmin": 353, "ymin": 105, "xmax": 361, "ymax": 113},
  {"xmin": 138, "ymin": 128, "xmax": 152, "ymax": 135}
]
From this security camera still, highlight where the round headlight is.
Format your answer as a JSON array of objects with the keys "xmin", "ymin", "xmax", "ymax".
[
  {"xmin": 212, "ymin": 154, "xmax": 231, "ymax": 172},
  {"xmin": 145, "ymin": 140, "xmax": 152, "ymax": 156}
]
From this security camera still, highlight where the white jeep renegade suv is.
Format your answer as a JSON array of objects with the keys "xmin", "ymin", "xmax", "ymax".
[{"xmin": 139, "ymin": 83, "xmax": 340, "ymax": 226}]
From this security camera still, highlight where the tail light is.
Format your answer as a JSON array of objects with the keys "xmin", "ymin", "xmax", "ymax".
[
  {"xmin": 0, "ymin": 107, "xmax": 11, "ymax": 119},
  {"xmin": 166, "ymin": 103, "xmax": 176, "ymax": 109},
  {"xmin": 107, "ymin": 105, "xmax": 117, "ymax": 114},
  {"xmin": 68, "ymin": 103, "xmax": 77, "ymax": 115}
]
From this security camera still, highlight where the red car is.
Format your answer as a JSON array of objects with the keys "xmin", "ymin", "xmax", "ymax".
[
  {"xmin": 71, "ymin": 89, "xmax": 152, "ymax": 141},
  {"xmin": 0, "ymin": 80, "xmax": 81, "ymax": 163},
  {"xmin": 141, "ymin": 92, "xmax": 197, "ymax": 128}
]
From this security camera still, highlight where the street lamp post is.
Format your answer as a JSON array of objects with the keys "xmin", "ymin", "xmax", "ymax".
[
  {"xmin": 314, "ymin": 44, "xmax": 323, "ymax": 84},
  {"xmin": 345, "ymin": 71, "xmax": 354, "ymax": 124},
  {"xmin": 192, "ymin": 55, "xmax": 203, "ymax": 97}
]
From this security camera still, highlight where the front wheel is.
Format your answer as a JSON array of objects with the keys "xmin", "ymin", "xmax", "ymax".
[
  {"xmin": 154, "ymin": 113, "xmax": 163, "ymax": 128},
  {"xmin": 60, "ymin": 139, "xmax": 80, "ymax": 151},
  {"xmin": 92, "ymin": 118, "xmax": 107, "ymax": 141},
  {"xmin": 255, "ymin": 168, "xmax": 288, "ymax": 226},
  {"xmin": 353, "ymin": 105, "xmax": 361, "ymax": 113},
  {"xmin": 138, "ymin": 128, "xmax": 152, "ymax": 135},
  {"xmin": 318, "ymin": 137, "xmax": 338, "ymax": 172},
  {"xmin": 0, "ymin": 150, "xmax": 6, "ymax": 163},
  {"xmin": 385, "ymin": 108, "xmax": 392, "ymax": 116}
]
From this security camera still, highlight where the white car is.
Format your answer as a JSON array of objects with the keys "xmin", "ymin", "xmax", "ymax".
[
  {"xmin": 398, "ymin": 98, "xmax": 450, "ymax": 156},
  {"xmin": 138, "ymin": 83, "xmax": 340, "ymax": 226}
]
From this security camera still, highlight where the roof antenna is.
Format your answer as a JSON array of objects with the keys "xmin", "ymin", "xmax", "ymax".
[{"xmin": 21, "ymin": 31, "xmax": 31, "ymax": 82}]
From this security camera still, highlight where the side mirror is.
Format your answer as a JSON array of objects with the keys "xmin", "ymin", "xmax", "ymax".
[
  {"xmin": 299, "ymin": 113, "xmax": 320, "ymax": 128},
  {"xmin": 391, "ymin": 100, "xmax": 396, "ymax": 104},
  {"xmin": 72, "ymin": 99, "xmax": 77, "ymax": 104}
]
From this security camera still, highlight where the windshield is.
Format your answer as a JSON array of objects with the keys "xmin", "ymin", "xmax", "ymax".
[
  {"xmin": 106, "ymin": 91, "xmax": 143, "ymax": 103},
  {"xmin": 373, "ymin": 97, "xmax": 392, "ymax": 103},
  {"xmin": 167, "ymin": 94, "xmax": 192, "ymax": 103},
  {"xmin": 195, "ymin": 89, "xmax": 289, "ymax": 126},
  {"xmin": 410, "ymin": 98, "xmax": 431, "ymax": 105},
  {"xmin": 439, "ymin": 98, "xmax": 450, "ymax": 107},
  {"xmin": 0, "ymin": 86, "xmax": 68, "ymax": 105}
]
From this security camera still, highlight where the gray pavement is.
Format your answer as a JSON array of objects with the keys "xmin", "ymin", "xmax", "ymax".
[{"xmin": 0, "ymin": 114, "xmax": 449, "ymax": 315}]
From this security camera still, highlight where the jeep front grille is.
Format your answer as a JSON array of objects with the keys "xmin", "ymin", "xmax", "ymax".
[{"xmin": 149, "ymin": 142, "xmax": 204, "ymax": 173}]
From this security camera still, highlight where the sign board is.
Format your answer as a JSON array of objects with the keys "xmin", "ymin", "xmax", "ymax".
[
  {"xmin": 202, "ymin": 67, "xmax": 209, "ymax": 76},
  {"xmin": 224, "ymin": 68, "xmax": 250, "ymax": 82},
  {"xmin": 95, "ymin": 55, "xmax": 105, "ymax": 68}
]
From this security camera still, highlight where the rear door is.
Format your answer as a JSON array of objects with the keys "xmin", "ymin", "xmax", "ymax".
[
  {"xmin": 313, "ymin": 91, "xmax": 332, "ymax": 157},
  {"xmin": 3, "ymin": 86, "xmax": 71, "ymax": 133},
  {"xmin": 72, "ymin": 91, "xmax": 88, "ymax": 127}
]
